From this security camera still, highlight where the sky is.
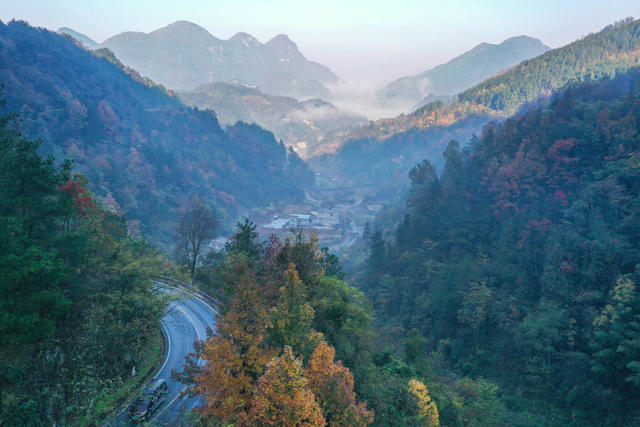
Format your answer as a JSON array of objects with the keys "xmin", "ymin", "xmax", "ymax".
[{"xmin": 2, "ymin": 0, "xmax": 640, "ymax": 85}]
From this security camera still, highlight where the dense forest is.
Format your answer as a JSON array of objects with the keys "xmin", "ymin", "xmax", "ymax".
[
  {"xmin": 318, "ymin": 17, "xmax": 640, "ymax": 197},
  {"xmin": 0, "ymin": 20, "xmax": 314, "ymax": 247},
  {"xmin": 355, "ymin": 67, "xmax": 640, "ymax": 424},
  {"xmin": 0, "ymin": 104, "xmax": 177, "ymax": 424}
]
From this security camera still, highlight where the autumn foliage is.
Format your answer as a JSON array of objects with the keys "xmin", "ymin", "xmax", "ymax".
[
  {"xmin": 181, "ymin": 228, "xmax": 374, "ymax": 426},
  {"xmin": 193, "ymin": 279, "xmax": 273, "ymax": 423},
  {"xmin": 249, "ymin": 346, "xmax": 326, "ymax": 426},
  {"xmin": 408, "ymin": 379, "xmax": 440, "ymax": 426},
  {"xmin": 57, "ymin": 178, "xmax": 94, "ymax": 217},
  {"xmin": 305, "ymin": 341, "xmax": 374, "ymax": 426}
]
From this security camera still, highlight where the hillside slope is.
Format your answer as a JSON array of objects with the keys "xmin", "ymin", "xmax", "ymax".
[
  {"xmin": 178, "ymin": 82, "xmax": 366, "ymax": 157},
  {"xmin": 376, "ymin": 35, "xmax": 549, "ymax": 110},
  {"xmin": 0, "ymin": 20, "xmax": 314, "ymax": 247}
]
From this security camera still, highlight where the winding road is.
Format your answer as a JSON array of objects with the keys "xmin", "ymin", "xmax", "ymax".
[{"xmin": 108, "ymin": 288, "xmax": 217, "ymax": 426}]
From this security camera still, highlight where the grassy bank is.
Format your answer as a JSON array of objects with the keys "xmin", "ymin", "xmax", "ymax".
[{"xmin": 77, "ymin": 328, "xmax": 166, "ymax": 426}]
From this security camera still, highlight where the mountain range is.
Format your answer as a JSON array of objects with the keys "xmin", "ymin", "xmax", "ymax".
[
  {"xmin": 375, "ymin": 35, "xmax": 550, "ymax": 111},
  {"xmin": 1, "ymin": 20, "xmax": 314, "ymax": 247},
  {"xmin": 95, "ymin": 21, "xmax": 339, "ymax": 99}
]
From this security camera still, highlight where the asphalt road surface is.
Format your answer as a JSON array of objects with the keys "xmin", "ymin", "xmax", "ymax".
[{"xmin": 107, "ymin": 289, "xmax": 217, "ymax": 426}]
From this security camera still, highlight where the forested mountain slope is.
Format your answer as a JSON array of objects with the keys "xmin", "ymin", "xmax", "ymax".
[
  {"xmin": 316, "ymin": 18, "xmax": 640, "ymax": 196},
  {"xmin": 376, "ymin": 35, "xmax": 549, "ymax": 110},
  {"xmin": 0, "ymin": 20, "xmax": 314, "ymax": 247},
  {"xmin": 359, "ymin": 67, "xmax": 640, "ymax": 425}
]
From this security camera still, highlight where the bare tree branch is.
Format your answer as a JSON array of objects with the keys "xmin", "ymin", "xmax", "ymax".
[{"xmin": 176, "ymin": 197, "xmax": 217, "ymax": 278}]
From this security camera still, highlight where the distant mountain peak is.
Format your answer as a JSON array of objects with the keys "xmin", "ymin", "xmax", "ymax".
[
  {"xmin": 57, "ymin": 27, "xmax": 97, "ymax": 48},
  {"xmin": 266, "ymin": 34, "xmax": 301, "ymax": 58},
  {"xmin": 267, "ymin": 34, "xmax": 295, "ymax": 46},
  {"xmin": 501, "ymin": 35, "xmax": 548, "ymax": 47},
  {"xmin": 158, "ymin": 20, "xmax": 210, "ymax": 34},
  {"xmin": 505, "ymin": 34, "xmax": 541, "ymax": 41},
  {"xmin": 166, "ymin": 20, "xmax": 203, "ymax": 28},
  {"xmin": 150, "ymin": 20, "xmax": 218, "ymax": 43},
  {"xmin": 465, "ymin": 36, "xmax": 547, "ymax": 56},
  {"xmin": 230, "ymin": 32, "xmax": 260, "ymax": 45}
]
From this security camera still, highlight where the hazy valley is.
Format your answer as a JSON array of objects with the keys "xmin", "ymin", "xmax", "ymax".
[{"xmin": 3, "ymin": 6, "xmax": 640, "ymax": 426}]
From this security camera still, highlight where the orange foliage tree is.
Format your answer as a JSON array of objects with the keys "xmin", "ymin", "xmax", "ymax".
[
  {"xmin": 249, "ymin": 346, "xmax": 326, "ymax": 426},
  {"xmin": 304, "ymin": 341, "xmax": 374, "ymax": 426},
  {"xmin": 193, "ymin": 277, "xmax": 273, "ymax": 424}
]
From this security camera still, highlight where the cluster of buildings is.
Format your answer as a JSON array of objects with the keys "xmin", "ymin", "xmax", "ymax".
[
  {"xmin": 206, "ymin": 210, "xmax": 343, "ymax": 254},
  {"xmin": 257, "ymin": 209, "xmax": 347, "ymax": 248},
  {"xmin": 206, "ymin": 194, "xmax": 385, "ymax": 254},
  {"xmin": 260, "ymin": 210, "xmax": 340, "ymax": 233},
  {"xmin": 207, "ymin": 236, "xmax": 231, "ymax": 252}
]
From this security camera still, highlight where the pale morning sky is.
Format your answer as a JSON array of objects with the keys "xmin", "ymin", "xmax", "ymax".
[{"xmin": 2, "ymin": 0, "xmax": 640, "ymax": 85}]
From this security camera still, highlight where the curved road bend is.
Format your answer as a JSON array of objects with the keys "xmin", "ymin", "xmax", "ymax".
[{"xmin": 108, "ymin": 290, "xmax": 217, "ymax": 426}]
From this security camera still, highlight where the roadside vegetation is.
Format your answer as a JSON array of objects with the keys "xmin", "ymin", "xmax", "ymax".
[
  {"xmin": 178, "ymin": 219, "xmax": 506, "ymax": 426},
  {"xmin": 0, "ymin": 105, "xmax": 175, "ymax": 425}
]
